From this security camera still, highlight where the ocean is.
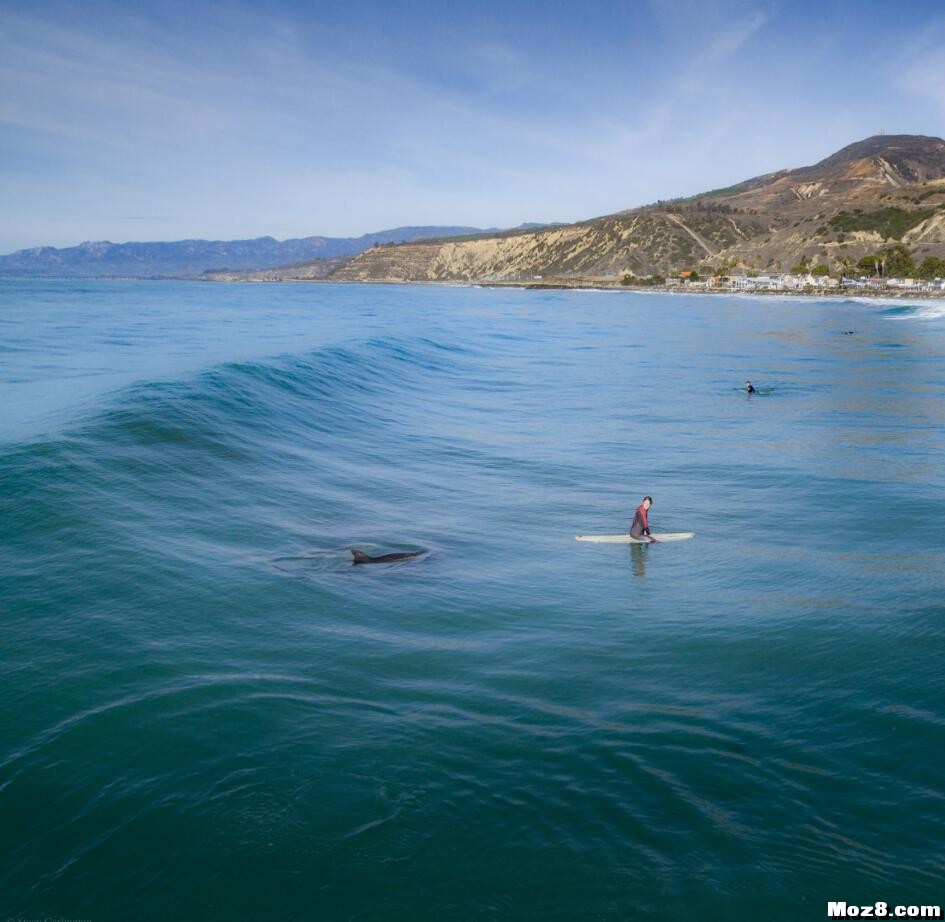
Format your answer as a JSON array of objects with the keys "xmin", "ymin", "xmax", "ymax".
[{"xmin": 1, "ymin": 280, "xmax": 943, "ymax": 920}]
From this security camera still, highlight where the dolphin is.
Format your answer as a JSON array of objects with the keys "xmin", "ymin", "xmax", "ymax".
[{"xmin": 351, "ymin": 548, "xmax": 424, "ymax": 565}]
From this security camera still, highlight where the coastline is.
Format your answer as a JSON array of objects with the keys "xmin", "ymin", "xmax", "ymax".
[
  {"xmin": 5, "ymin": 273, "xmax": 945, "ymax": 300},
  {"xmin": 202, "ymin": 275, "xmax": 945, "ymax": 299}
]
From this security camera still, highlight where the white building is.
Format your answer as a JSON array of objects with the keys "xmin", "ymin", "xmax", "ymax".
[{"xmin": 728, "ymin": 272, "xmax": 840, "ymax": 291}]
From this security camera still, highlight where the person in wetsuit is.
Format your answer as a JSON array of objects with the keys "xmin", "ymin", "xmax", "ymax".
[
  {"xmin": 745, "ymin": 380, "xmax": 756, "ymax": 394},
  {"xmin": 630, "ymin": 496, "xmax": 653, "ymax": 541}
]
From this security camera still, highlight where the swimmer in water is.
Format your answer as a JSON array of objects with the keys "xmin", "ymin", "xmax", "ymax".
[{"xmin": 745, "ymin": 380, "xmax": 756, "ymax": 394}]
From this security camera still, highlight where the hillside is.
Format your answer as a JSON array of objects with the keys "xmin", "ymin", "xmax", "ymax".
[
  {"xmin": 0, "ymin": 226, "xmax": 487, "ymax": 278},
  {"xmin": 201, "ymin": 223, "xmax": 563, "ymax": 282},
  {"xmin": 333, "ymin": 135, "xmax": 945, "ymax": 283},
  {"xmin": 203, "ymin": 256, "xmax": 350, "ymax": 282}
]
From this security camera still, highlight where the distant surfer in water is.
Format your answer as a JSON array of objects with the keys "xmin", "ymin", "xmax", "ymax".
[
  {"xmin": 630, "ymin": 496, "xmax": 653, "ymax": 541},
  {"xmin": 745, "ymin": 380, "xmax": 756, "ymax": 394}
]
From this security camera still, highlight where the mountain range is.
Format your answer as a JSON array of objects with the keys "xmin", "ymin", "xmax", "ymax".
[{"xmin": 0, "ymin": 226, "xmax": 490, "ymax": 278}]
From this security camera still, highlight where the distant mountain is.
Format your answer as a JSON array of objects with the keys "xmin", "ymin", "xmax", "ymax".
[
  {"xmin": 203, "ymin": 256, "xmax": 352, "ymax": 283},
  {"xmin": 201, "ymin": 224, "xmax": 564, "ymax": 282},
  {"xmin": 334, "ymin": 135, "xmax": 945, "ymax": 283},
  {"xmin": 0, "ymin": 226, "xmax": 488, "ymax": 278}
]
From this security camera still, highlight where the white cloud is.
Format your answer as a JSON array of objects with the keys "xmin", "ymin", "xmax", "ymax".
[{"xmin": 697, "ymin": 9, "xmax": 769, "ymax": 65}]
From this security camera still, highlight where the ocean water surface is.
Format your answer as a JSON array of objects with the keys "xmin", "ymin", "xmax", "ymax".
[{"xmin": 1, "ymin": 280, "xmax": 944, "ymax": 919}]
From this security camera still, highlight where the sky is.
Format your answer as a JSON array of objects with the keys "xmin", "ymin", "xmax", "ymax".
[{"xmin": 2, "ymin": 0, "xmax": 945, "ymax": 252}]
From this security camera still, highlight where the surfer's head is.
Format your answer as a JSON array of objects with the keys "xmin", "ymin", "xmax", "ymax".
[{"xmin": 642, "ymin": 496, "xmax": 652, "ymax": 510}]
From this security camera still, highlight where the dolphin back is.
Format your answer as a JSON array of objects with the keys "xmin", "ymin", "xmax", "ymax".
[{"xmin": 350, "ymin": 547, "xmax": 424, "ymax": 564}]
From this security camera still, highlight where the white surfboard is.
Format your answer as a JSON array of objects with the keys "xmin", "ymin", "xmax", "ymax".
[{"xmin": 575, "ymin": 532, "xmax": 695, "ymax": 543}]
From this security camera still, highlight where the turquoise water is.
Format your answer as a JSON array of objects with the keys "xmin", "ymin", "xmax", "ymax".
[{"xmin": 2, "ymin": 280, "xmax": 944, "ymax": 920}]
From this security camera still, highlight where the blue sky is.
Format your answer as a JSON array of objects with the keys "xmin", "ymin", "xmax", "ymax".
[{"xmin": 2, "ymin": 0, "xmax": 945, "ymax": 251}]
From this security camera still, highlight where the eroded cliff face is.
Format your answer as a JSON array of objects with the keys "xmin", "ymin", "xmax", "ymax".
[{"xmin": 333, "ymin": 212, "xmax": 768, "ymax": 282}]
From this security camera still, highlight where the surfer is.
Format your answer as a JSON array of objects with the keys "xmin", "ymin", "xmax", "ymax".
[
  {"xmin": 745, "ymin": 380, "xmax": 756, "ymax": 394},
  {"xmin": 629, "ymin": 496, "xmax": 653, "ymax": 541}
]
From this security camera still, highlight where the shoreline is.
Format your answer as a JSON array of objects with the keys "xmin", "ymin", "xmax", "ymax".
[
  {"xmin": 249, "ymin": 277, "xmax": 945, "ymax": 299},
  {"xmin": 197, "ymin": 274, "xmax": 945, "ymax": 298},
  {"xmin": 519, "ymin": 282, "xmax": 945, "ymax": 299},
  {"xmin": 4, "ymin": 274, "xmax": 945, "ymax": 300}
]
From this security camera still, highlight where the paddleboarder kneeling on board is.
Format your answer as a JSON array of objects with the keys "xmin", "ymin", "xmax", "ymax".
[{"xmin": 630, "ymin": 496, "xmax": 654, "ymax": 542}]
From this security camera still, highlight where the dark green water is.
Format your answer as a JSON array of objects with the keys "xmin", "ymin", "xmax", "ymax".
[{"xmin": 1, "ymin": 281, "xmax": 943, "ymax": 919}]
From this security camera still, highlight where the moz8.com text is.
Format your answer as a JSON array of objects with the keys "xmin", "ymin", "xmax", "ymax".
[{"xmin": 828, "ymin": 904, "xmax": 941, "ymax": 918}]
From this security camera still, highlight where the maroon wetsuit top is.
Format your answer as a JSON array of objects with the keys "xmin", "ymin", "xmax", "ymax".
[{"xmin": 630, "ymin": 503, "xmax": 650, "ymax": 538}]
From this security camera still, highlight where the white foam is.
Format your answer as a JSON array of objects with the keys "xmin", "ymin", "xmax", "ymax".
[{"xmin": 905, "ymin": 303, "xmax": 945, "ymax": 320}]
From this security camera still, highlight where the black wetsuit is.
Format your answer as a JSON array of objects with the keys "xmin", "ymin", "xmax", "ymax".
[{"xmin": 629, "ymin": 506, "xmax": 650, "ymax": 539}]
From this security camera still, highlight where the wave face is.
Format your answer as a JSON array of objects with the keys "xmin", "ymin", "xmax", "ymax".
[
  {"xmin": 881, "ymin": 300, "xmax": 945, "ymax": 321},
  {"xmin": 2, "ymin": 281, "xmax": 945, "ymax": 919}
]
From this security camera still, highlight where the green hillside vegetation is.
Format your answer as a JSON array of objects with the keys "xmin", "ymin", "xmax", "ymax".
[
  {"xmin": 850, "ymin": 244, "xmax": 945, "ymax": 278},
  {"xmin": 918, "ymin": 255, "xmax": 945, "ymax": 278},
  {"xmin": 621, "ymin": 273, "xmax": 665, "ymax": 286},
  {"xmin": 696, "ymin": 181, "xmax": 753, "ymax": 199},
  {"xmin": 828, "ymin": 207, "xmax": 935, "ymax": 240}
]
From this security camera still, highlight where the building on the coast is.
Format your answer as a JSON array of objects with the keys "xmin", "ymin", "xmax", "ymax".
[
  {"xmin": 730, "ymin": 275, "xmax": 768, "ymax": 289},
  {"xmin": 778, "ymin": 273, "xmax": 836, "ymax": 289},
  {"xmin": 845, "ymin": 276, "xmax": 885, "ymax": 289},
  {"xmin": 656, "ymin": 268, "xmax": 939, "ymax": 294},
  {"xmin": 725, "ymin": 272, "xmax": 843, "ymax": 291},
  {"xmin": 797, "ymin": 274, "xmax": 839, "ymax": 288},
  {"xmin": 743, "ymin": 274, "xmax": 784, "ymax": 290}
]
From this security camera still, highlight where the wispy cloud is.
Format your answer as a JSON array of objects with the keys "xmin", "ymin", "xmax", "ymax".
[{"xmin": 697, "ymin": 8, "xmax": 770, "ymax": 65}]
